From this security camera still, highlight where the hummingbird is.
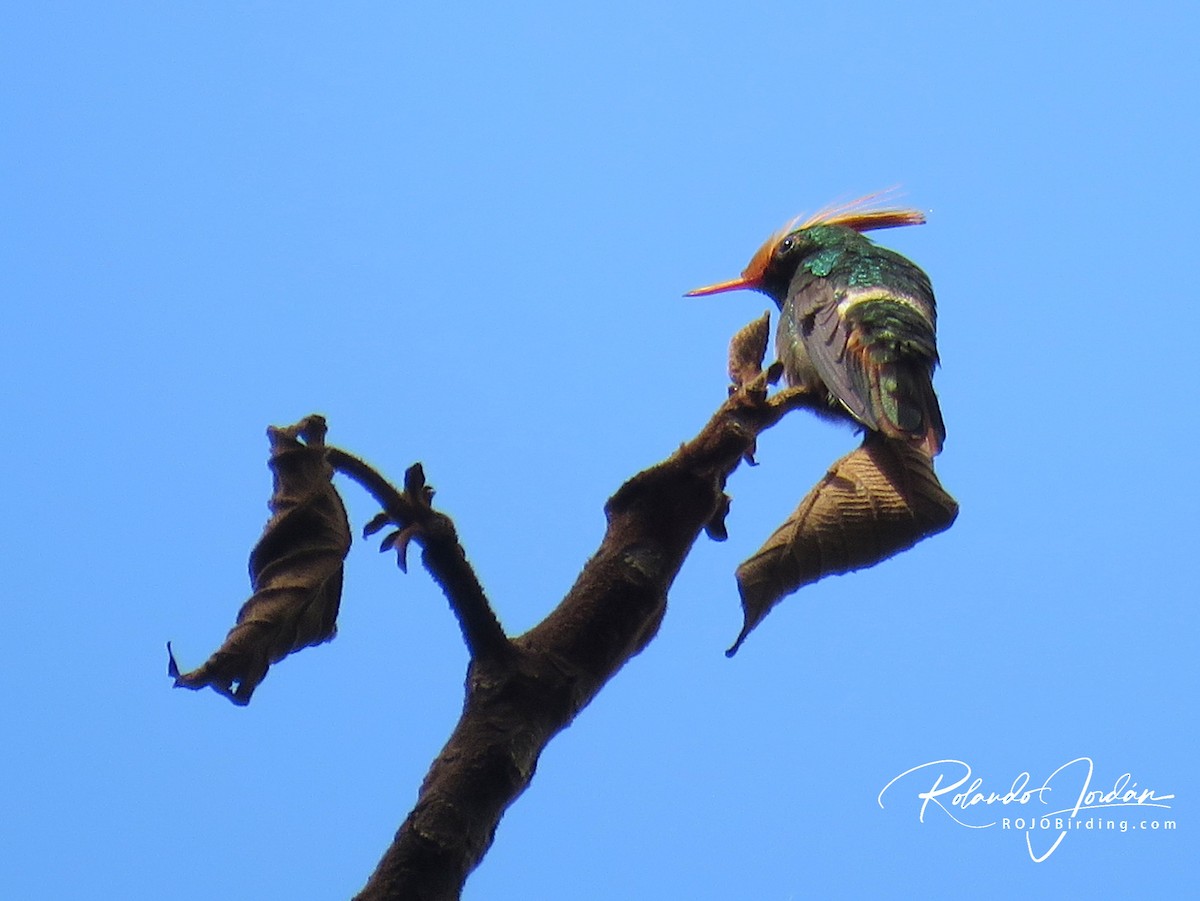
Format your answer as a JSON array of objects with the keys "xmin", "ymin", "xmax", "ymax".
[{"xmin": 687, "ymin": 194, "xmax": 945, "ymax": 457}]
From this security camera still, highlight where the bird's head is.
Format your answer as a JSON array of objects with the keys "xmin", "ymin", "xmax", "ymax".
[{"xmin": 686, "ymin": 192, "xmax": 926, "ymax": 303}]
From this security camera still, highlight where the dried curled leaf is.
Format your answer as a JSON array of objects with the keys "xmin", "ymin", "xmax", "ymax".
[
  {"xmin": 169, "ymin": 415, "xmax": 351, "ymax": 704},
  {"xmin": 728, "ymin": 434, "xmax": 958, "ymax": 656},
  {"xmin": 728, "ymin": 312, "xmax": 772, "ymax": 388}
]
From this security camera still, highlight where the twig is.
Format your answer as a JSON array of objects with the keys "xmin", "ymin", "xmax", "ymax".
[{"xmin": 327, "ymin": 449, "xmax": 511, "ymax": 662}]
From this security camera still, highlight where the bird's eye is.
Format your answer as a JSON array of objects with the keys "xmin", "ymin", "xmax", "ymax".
[{"xmin": 776, "ymin": 236, "xmax": 795, "ymax": 257}]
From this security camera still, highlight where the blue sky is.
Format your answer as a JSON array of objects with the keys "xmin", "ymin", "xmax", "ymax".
[{"xmin": 4, "ymin": 2, "xmax": 1196, "ymax": 898}]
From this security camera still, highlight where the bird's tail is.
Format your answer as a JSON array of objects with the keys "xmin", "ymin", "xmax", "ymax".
[{"xmin": 873, "ymin": 363, "xmax": 945, "ymax": 457}]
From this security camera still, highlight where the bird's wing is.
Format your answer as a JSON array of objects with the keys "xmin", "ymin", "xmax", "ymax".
[
  {"xmin": 788, "ymin": 276, "xmax": 944, "ymax": 453},
  {"xmin": 787, "ymin": 278, "xmax": 880, "ymax": 429}
]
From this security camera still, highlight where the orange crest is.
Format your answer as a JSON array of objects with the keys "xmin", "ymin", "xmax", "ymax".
[
  {"xmin": 797, "ymin": 188, "xmax": 927, "ymax": 232},
  {"xmin": 686, "ymin": 189, "xmax": 926, "ymax": 297},
  {"xmin": 742, "ymin": 189, "xmax": 925, "ymax": 283}
]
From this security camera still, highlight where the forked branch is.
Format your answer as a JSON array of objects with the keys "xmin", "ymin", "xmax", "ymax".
[
  {"xmin": 170, "ymin": 316, "xmax": 815, "ymax": 900},
  {"xmin": 353, "ymin": 314, "xmax": 813, "ymax": 900}
]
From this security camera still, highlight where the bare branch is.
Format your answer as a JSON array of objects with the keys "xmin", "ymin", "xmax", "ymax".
[
  {"xmin": 171, "ymin": 318, "xmax": 825, "ymax": 896},
  {"xmin": 354, "ymin": 318, "xmax": 810, "ymax": 900},
  {"xmin": 328, "ymin": 450, "xmax": 510, "ymax": 662}
]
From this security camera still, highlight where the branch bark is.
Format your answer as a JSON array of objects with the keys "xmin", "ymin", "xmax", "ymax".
[{"xmin": 351, "ymin": 314, "xmax": 811, "ymax": 900}]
